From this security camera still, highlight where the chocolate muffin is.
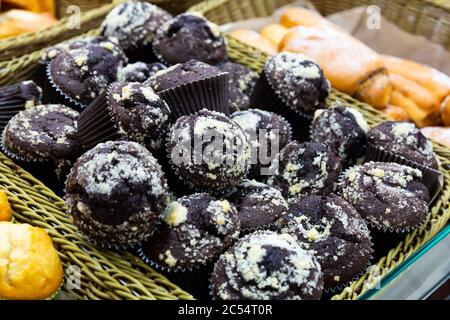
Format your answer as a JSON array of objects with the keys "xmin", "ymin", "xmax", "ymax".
[
  {"xmin": 231, "ymin": 109, "xmax": 291, "ymax": 178},
  {"xmin": 153, "ymin": 13, "xmax": 227, "ymax": 65},
  {"xmin": 108, "ymin": 82, "xmax": 171, "ymax": 152},
  {"xmin": 226, "ymin": 179, "xmax": 288, "ymax": 232},
  {"xmin": 146, "ymin": 59, "xmax": 224, "ymax": 92},
  {"xmin": 217, "ymin": 62, "xmax": 259, "ymax": 112},
  {"xmin": 117, "ymin": 62, "xmax": 166, "ymax": 83},
  {"xmin": 367, "ymin": 121, "xmax": 438, "ymax": 169},
  {"xmin": 2, "ymin": 104, "xmax": 81, "ymax": 175},
  {"xmin": 254, "ymin": 52, "xmax": 330, "ymax": 116},
  {"xmin": 65, "ymin": 140, "xmax": 168, "ymax": 247},
  {"xmin": 311, "ymin": 106, "xmax": 369, "ymax": 167},
  {"xmin": 211, "ymin": 230, "xmax": 323, "ymax": 300},
  {"xmin": 277, "ymin": 194, "xmax": 372, "ymax": 288},
  {"xmin": 42, "ymin": 36, "xmax": 125, "ymax": 62},
  {"xmin": 338, "ymin": 161, "xmax": 429, "ymax": 231},
  {"xmin": 48, "ymin": 42, "xmax": 127, "ymax": 106},
  {"xmin": 101, "ymin": 1, "xmax": 172, "ymax": 51},
  {"xmin": 267, "ymin": 141, "xmax": 342, "ymax": 201},
  {"xmin": 168, "ymin": 109, "xmax": 250, "ymax": 191},
  {"xmin": 140, "ymin": 193, "xmax": 240, "ymax": 269}
]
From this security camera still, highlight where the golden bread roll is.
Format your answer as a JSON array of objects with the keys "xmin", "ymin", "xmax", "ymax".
[
  {"xmin": 280, "ymin": 7, "xmax": 345, "ymax": 32},
  {"xmin": 389, "ymin": 73, "xmax": 440, "ymax": 112},
  {"xmin": 441, "ymin": 96, "xmax": 450, "ymax": 126},
  {"xmin": 382, "ymin": 55, "xmax": 450, "ymax": 102},
  {"xmin": 421, "ymin": 127, "xmax": 450, "ymax": 148},
  {"xmin": 260, "ymin": 24, "xmax": 289, "ymax": 46},
  {"xmin": 0, "ymin": 10, "xmax": 57, "ymax": 39},
  {"xmin": 2, "ymin": 0, "xmax": 55, "ymax": 14},
  {"xmin": 0, "ymin": 191, "xmax": 13, "ymax": 222},
  {"xmin": 390, "ymin": 90, "xmax": 441, "ymax": 128},
  {"xmin": 229, "ymin": 29, "xmax": 278, "ymax": 55},
  {"xmin": 0, "ymin": 222, "xmax": 63, "ymax": 300},
  {"xmin": 383, "ymin": 104, "xmax": 410, "ymax": 121},
  {"xmin": 279, "ymin": 26, "xmax": 391, "ymax": 108}
]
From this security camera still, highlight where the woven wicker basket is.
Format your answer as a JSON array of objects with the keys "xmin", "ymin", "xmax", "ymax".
[
  {"xmin": 0, "ymin": 0, "xmax": 449, "ymax": 301},
  {"xmin": 188, "ymin": 0, "xmax": 450, "ymax": 300},
  {"xmin": 0, "ymin": 0, "xmax": 203, "ymax": 62}
]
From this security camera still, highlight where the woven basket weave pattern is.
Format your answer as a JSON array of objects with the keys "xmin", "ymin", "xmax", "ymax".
[
  {"xmin": 188, "ymin": 0, "xmax": 450, "ymax": 300},
  {"xmin": 0, "ymin": 152, "xmax": 194, "ymax": 300}
]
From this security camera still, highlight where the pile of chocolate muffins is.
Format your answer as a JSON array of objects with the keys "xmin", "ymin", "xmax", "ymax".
[{"xmin": 0, "ymin": 1, "xmax": 443, "ymax": 300}]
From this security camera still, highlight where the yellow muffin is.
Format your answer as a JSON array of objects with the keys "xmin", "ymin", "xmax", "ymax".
[
  {"xmin": 0, "ymin": 191, "xmax": 13, "ymax": 222},
  {"xmin": 0, "ymin": 222, "xmax": 63, "ymax": 300}
]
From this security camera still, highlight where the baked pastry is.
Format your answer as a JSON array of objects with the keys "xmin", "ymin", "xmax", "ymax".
[
  {"xmin": 2, "ymin": 104, "xmax": 82, "ymax": 179},
  {"xmin": 382, "ymin": 55, "xmax": 450, "ymax": 103},
  {"xmin": 0, "ymin": 222, "xmax": 63, "ymax": 300},
  {"xmin": 0, "ymin": 191, "xmax": 13, "ymax": 222},
  {"xmin": 153, "ymin": 13, "xmax": 227, "ymax": 65},
  {"xmin": 441, "ymin": 96, "xmax": 450, "ymax": 126},
  {"xmin": 231, "ymin": 108, "xmax": 291, "ymax": 178},
  {"xmin": 145, "ymin": 59, "xmax": 229, "ymax": 117},
  {"xmin": 217, "ymin": 62, "xmax": 259, "ymax": 112},
  {"xmin": 252, "ymin": 52, "xmax": 330, "ymax": 119},
  {"xmin": 229, "ymin": 29, "xmax": 278, "ymax": 55},
  {"xmin": 101, "ymin": 1, "xmax": 172, "ymax": 51},
  {"xmin": 267, "ymin": 141, "xmax": 342, "ymax": 201},
  {"xmin": 421, "ymin": 126, "xmax": 450, "ymax": 148},
  {"xmin": 65, "ymin": 141, "xmax": 168, "ymax": 247},
  {"xmin": 226, "ymin": 179, "xmax": 288, "ymax": 231},
  {"xmin": 140, "ymin": 193, "xmax": 240, "ymax": 270},
  {"xmin": 280, "ymin": 7, "xmax": 345, "ymax": 32},
  {"xmin": 0, "ymin": 9, "xmax": 56, "ymax": 39},
  {"xmin": 311, "ymin": 106, "xmax": 369, "ymax": 167},
  {"xmin": 389, "ymin": 73, "xmax": 441, "ymax": 127},
  {"xmin": 211, "ymin": 230, "xmax": 323, "ymax": 300},
  {"xmin": 279, "ymin": 26, "xmax": 392, "ymax": 109},
  {"xmin": 367, "ymin": 121, "xmax": 438, "ymax": 169},
  {"xmin": 107, "ymin": 82, "xmax": 171, "ymax": 153},
  {"xmin": 48, "ymin": 42, "xmax": 127, "ymax": 106},
  {"xmin": 383, "ymin": 104, "xmax": 410, "ymax": 121},
  {"xmin": 277, "ymin": 194, "xmax": 371, "ymax": 288},
  {"xmin": 167, "ymin": 109, "xmax": 250, "ymax": 191},
  {"xmin": 338, "ymin": 162, "xmax": 429, "ymax": 231},
  {"xmin": 259, "ymin": 23, "xmax": 289, "ymax": 46}
]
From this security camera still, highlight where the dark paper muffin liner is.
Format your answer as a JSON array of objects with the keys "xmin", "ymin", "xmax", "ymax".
[
  {"xmin": 158, "ymin": 72, "xmax": 229, "ymax": 120},
  {"xmin": 137, "ymin": 246, "xmax": 211, "ymax": 299},
  {"xmin": 337, "ymin": 166, "xmax": 428, "ymax": 234},
  {"xmin": 77, "ymin": 89, "xmax": 121, "ymax": 151},
  {"xmin": 0, "ymin": 82, "xmax": 42, "ymax": 131},
  {"xmin": 323, "ymin": 239, "xmax": 374, "ymax": 294},
  {"xmin": 250, "ymin": 70, "xmax": 313, "ymax": 141},
  {"xmin": 365, "ymin": 142, "xmax": 443, "ymax": 205},
  {"xmin": 45, "ymin": 62, "xmax": 87, "ymax": 111}
]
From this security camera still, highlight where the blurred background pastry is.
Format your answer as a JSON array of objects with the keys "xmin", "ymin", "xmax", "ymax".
[
  {"xmin": 0, "ymin": 222, "xmax": 63, "ymax": 300},
  {"xmin": 229, "ymin": 29, "xmax": 278, "ymax": 55},
  {"xmin": 0, "ymin": 0, "xmax": 57, "ymax": 39},
  {"xmin": 421, "ymin": 127, "xmax": 450, "ymax": 148}
]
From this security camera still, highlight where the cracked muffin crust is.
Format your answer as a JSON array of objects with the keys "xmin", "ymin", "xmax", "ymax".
[
  {"xmin": 267, "ymin": 141, "xmax": 342, "ymax": 201},
  {"xmin": 276, "ymin": 194, "xmax": 371, "ymax": 288},
  {"xmin": 140, "ymin": 193, "xmax": 240, "ymax": 269},
  {"xmin": 338, "ymin": 161, "xmax": 429, "ymax": 231},
  {"xmin": 65, "ymin": 141, "xmax": 168, "ymax": 247},
  {"xmin": 211, "ymin": 230, "xmax": 323, "ymax": 300},
  {"xmin": 153, "ymin": 13, "xmax": 227, "ymax": 65}
]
